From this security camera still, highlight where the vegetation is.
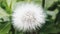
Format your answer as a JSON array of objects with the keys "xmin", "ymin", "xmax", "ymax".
[{"xmin": 0, "ymin": 0, "xmax": 60, "ymax": 34}]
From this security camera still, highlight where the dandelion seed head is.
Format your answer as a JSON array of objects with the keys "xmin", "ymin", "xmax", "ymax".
[{"xmin": 12, "ymin": 2, "xmax": 46, "ymax": 32}]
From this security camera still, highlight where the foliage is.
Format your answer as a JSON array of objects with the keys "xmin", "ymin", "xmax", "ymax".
[{"xmin": 0, "ymin": 0, "xmax": 60, "ymax": 34}]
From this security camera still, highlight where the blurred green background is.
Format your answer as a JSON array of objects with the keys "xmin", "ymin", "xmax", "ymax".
[{"xmin": 0, "ymin": 0, "xmax": 60, "ymax": 34}]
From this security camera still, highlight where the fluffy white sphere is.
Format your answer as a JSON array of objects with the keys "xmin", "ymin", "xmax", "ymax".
[{"xmin": 12, "ymin": 2, "xmax": 46, "ymax": 32}]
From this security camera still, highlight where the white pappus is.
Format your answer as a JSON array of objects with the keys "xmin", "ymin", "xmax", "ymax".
[{"xmin": 12, "ymin": 2, "xmax": 47, "ymax": 32}]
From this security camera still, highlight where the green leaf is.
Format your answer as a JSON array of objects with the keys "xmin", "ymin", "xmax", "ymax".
[
  {"xmin": 0, "ymin": 7, "xmax": 9, "ymax": 17},
  {"xmin": 45, "ymin": 0, "xmax": 58, "ymax": 9},
  {"xmin": 0, "ymin": 7, "xmax": 10, "ymax": 22},
  {"xmin": 0, "ymin": 22, "xmax": 11, "ymax": 34},
  {"xmin": 6, "ymin": 0, "xmax": 17, "ymax": 9}
]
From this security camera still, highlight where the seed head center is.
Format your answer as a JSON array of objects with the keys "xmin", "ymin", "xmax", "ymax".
[{"xmin": 21, "ymin": 11, "xmax": 36, "ymax": 24}]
